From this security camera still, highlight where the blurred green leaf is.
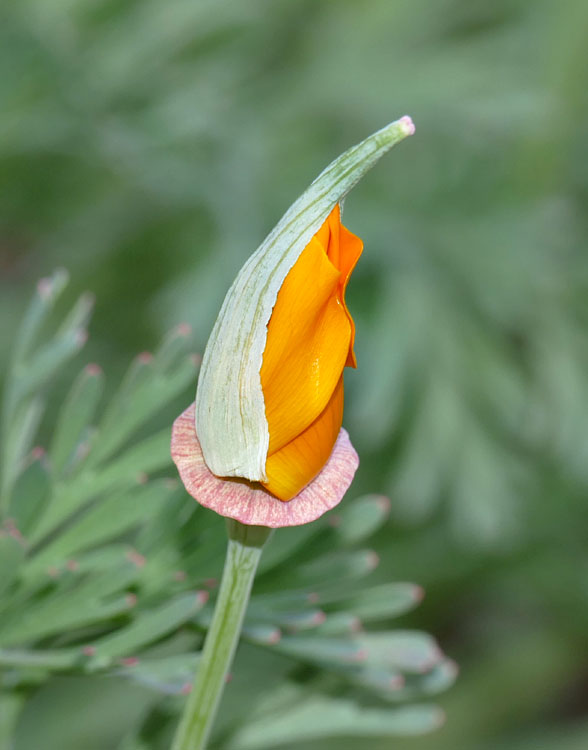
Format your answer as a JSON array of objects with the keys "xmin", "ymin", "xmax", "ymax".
[
  {"xmin": 49, "ymin": 364, "xmax": 104, "ymax": 479},
  {"xmin": 329, "ymin": 494, "xmax": 391, "ymax": 545},
  {"xmin": 116, "ymin": 653, "xmax": 200, "ymax": 695},
  {"xmin": 9, "ymin": 270, "xmax": 70, "ymax": 372},
  {"xmin": 334, "ymin": 582, "xmax": 424, "ymax": 622},
  {"xmin": 225, "ymin": 692, "xmax": 444, "ymax": 748},
  {"xmin": 12, "ymin": 676, "xmax": 158, "ymax": 750},
  {"xmin": 31, "ymin": 429, "xmax": 173, "ymax": 543},
  {"xmin": 86, "ymin": 593, "xmax": 207, "ymax": 666},
  {"xmin": 8, "ymin": 453, "xmax": 51, "ymax": 537},
  {"xmin": 86, "ymin": 349, "xmax": 197, "ymax": 469},
  {"xmin": 26, "ymin": 480, "xmax": 176, "ymax": 575},
  {"xmin": 0, "ymin": 534, "xmax": 25, "ymax": 596},
  {"xmin": 1, "ymin": 397, "xmax": 44, "ymax": 506}
]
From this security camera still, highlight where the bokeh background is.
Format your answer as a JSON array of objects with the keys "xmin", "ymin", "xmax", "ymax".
[{"xmin": 2, "ymin": 0, "xmax": 588, "ymax": 748}]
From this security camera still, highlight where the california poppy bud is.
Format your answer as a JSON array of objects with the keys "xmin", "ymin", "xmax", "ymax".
[{"xmin": 173, "ymin": 117, "xmax": 414, "ymax": 526}]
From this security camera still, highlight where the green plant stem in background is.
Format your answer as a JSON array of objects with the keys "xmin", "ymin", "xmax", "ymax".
[{"xmin": 171, "ymin": 519, "xmax": 272, "ymax": 750}]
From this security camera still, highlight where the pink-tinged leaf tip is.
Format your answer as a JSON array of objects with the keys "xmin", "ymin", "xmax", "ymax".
[
  {"xmin": 120, "ymin": 657, "xmax": 139, "ymax": 667},
  {"xmin": 311, "ymin": 611, "xmax": 327, "ymax": 626},
  {"xmin": 374, "ymin": 494, "xmax": 391, "ymax": 513},
  {"xmin": 37, "ymin": 278, "xmax": 53, "ymax": 300},
  {"xmin": 125, "ymin": 593, "xmax": 138, "ymax": 608},
  {"xmin": 126, "ymin": 549, "xmax": 147, "ymax": 568},
  {"xmin": 351, "ymin": 647, "xmax": 369, "ymax": 663},
  {"xmin": 3, "ymin": 520, "xmax": 24, "ymax": 544},
  {"xmin": 399, "ymin": 115, "xmax": 415, "ymax": 136},
  {"xmin": 267, "ymin": 628, "xmax": 282, "ymax": 645},
  {"xmin": 75, "ymin": 441, "xmax": 91, "ymax": 462},
  {"xmin": 175, "ymin": 322, "xmax": 192, "ymax": 336},
  {"xmin": 419, "ymin": 644, "xmax": 446, "ymax": 673},
  {"xmin": 196, "ymin": 590, "xmax": 210, "ymax": 606},
  {"xmin": 350, "ymin": 616, "xmax": 363, "ymax": 634},
  {"xmin": 75, "ymin": 329, "xmax": 88, "ymax": 347},
  {"xmin": 366, "ymin": 550, "xmax": 380, "ymax": 570},
  {"xmin": 445, "ymin": 659, "xmax": 459, "ymax": 678},
  {"xmin": 171, "ymin": 403, "xmax": 359, "ymax": 528},
  {"xmin": 433, "ymin": 708, "xmax": 447, "ymax": 729},
  {"xmin": 390, "ymin": 674, "xmax": 405, "ymax": 690}
]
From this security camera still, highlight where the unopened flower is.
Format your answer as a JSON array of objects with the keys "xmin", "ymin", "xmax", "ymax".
[{"xmin": 172, "ymin": 117, "xmax": 415, "ymax": 527}]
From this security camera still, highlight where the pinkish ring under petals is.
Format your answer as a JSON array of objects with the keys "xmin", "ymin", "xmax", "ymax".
[{"xmin": 171, "ymin": 403, "xmax": 359, "ymax": 528}]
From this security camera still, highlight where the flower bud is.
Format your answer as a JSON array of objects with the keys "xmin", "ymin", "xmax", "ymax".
[{"xmin": 195, "ymin": 117, "xmax": 415, "ymax": 493}]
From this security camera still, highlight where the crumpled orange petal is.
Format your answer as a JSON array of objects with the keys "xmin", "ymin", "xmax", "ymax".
[
  {"xmin": 260, "ymin": 205, "xmax": 363, "ymax": 501},
  {"xmin": 316, "ymin": 205, "xmax": 363, "ymax": 367},
  {"xmin": 260, "ymin": 235, "xmax": 349, "ymax": 456}
]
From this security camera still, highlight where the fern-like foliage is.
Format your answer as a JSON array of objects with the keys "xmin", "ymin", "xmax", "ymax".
[{"xmin": 0, "ymin": 275, "xmax": 455, "ymax": 749}]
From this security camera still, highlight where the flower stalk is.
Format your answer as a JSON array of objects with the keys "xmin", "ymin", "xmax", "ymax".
[{"xmin": 171, "ymin": 519, "xmax": 272, "ymax": 750}]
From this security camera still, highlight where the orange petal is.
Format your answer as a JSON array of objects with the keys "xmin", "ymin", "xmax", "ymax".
[
  {"xmin": 316, "ymin": 205, "xmax": 364, "ymax": 367},
  {"xmin": 260, "ymin": 205, "xmax": 363, "ymax": 501},
  {"xmin": 260, "ymin": 234, "xmax": 351, "ymax": 455},
  {"xmin": 336, "ymin": 221, "xmax": 363, "ymax": 367},
  {"xmin": 263, "ymin": 377, "xmax": 344, "ymax": 501},
  {"xmin": 260, "ymin": 207, "xmax": 362, "ymax": 455}
]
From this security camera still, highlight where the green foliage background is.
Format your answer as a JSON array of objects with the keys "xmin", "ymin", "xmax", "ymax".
[{"xmin": 1, "ymin": 0, "xmax": 588, "ymax": 748}]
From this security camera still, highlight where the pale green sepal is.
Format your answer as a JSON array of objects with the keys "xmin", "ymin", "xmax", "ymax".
[{"xmin": 195, "ymin": 116, "xmax": 415, "ymax": 482}]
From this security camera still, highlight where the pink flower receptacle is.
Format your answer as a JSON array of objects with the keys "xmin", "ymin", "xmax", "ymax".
[{"xmin": 171, "ymin": 403, "xmax": 359, "ymax": 528}]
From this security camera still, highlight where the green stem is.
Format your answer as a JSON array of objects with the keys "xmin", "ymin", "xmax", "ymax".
[{"xmin": 171, "ymin": 519, "xmax": 272, "ymax": 750}]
